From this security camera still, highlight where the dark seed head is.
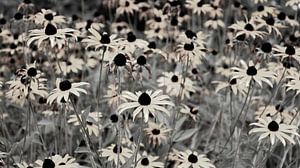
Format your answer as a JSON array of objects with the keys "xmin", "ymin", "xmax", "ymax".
[
  {"xmin": 10, "ymin": 43, "xmax": 17, "ymax": 49},
  {"xmin": 288, "ymin": 15, "xmax": 295, "ymax": 20},
  {"xmin": 236, "ymin": 34, "xmax": 245, "ymax": 41},
  {"xmin": 125, "ymin": 1, "xmax": 130, "ymax": 7},
  {"xmin": 151, "ymin": 128, "xmax": 160, "ymax": 135},
  {"xmin": 171, "ymin": 16, "xmax": 178, "ymax": 26},
  {"xmin": 275, "ymin": 104, "xmax": 284, "ymax": 112},
  {"xmin": 100, "ymin": 32, "xmax": 110, "ymax": 44},
  {"xmin": 113, "ymin": 53, "xmax": 127, "ymax": 66},
  {"xmin": 154, "ymin": 16, "xmax": 162, "ymax": 22},
  {"xmin": 72, "ymin": 14, "xmax": 78, "ymax": 21},
  {"xmin": 59, "ymin": 80, "xmax": 72, "ymax": 91},
  {"xmin": 190, "ymin": 108, "xmax": 198, "ymax": 114},
  {"xmin": 27, "ymin": 67, "xmax": 37, "ymax": 77},
  {"xmin": 191, "ymin": 68, "xmax": 198, "ymax": 74},
  {"xmin": 14, "ymin": 12, "xmax": 23, "ymax": 20},
  {"xmin": 86, "ymin": 121, "xmax": 93, "ymax": 125},
  {"xmin": 184, "ymin": 43, "xmax": 194, "ymax": 51},
  {"xmin": 268, "ymin": 121, "xmax": 279, "ymax": 131},
  {"xmin": 230, "ymin": 78, "xmax": 237, "ymax": 85},
  {"xmin": 38, "ymin": 97, "xmax": 47, "ymax": 104},
  {"xmin": 85, "ymin": 20, "xmax": 93, "ymax": 30},
  {"xmin": 261, "ymin": 42, "xmax": 272, "ymax": 53},
  {"xmin": 197, "ymin": 0, "xmax": 204, "ymax": 7},
  {"xmin": 24, "ymin": 0, "xmax": 31, "ymax": 4},
  {"xmin": 285, "ymin": 45, "xmax": 295, "ymax": 55},
  {"xmin": 257, "ymin": 5, "xmax": 264, "ymax": 11},
  {"xmin": 246, "ymin": 66, "xmax": 257, "ymax": 76},
  {"xmin": 0, "ymin": 18, "xmax": 6, "ymax": 25},
  {"xmin": 137, "ymin": 55, "xmax": 147, "ymax": 65},
  {"xmin": 148, "ymin": 41, "xmax": 156, "ymax": 49},
  {"xmin": 138, "ymin": 92, "xmax": 151, "ymax": 106},
  {"xmin": 289, "ymin": 35, "xmax": 297, "ymax": 42},
  {"xmin": 42, "ymin": 159, "xmax": 55, "ymax": 168},
  {"xmin": 266, "ymin": 17, "xmax": 275, "ymax": 25},
  {"xmin": 244, "ymin": 23, "xmax": 254, "ymax": 31},
  {"xmin": 45, "ymin": 23, "xmax": 57, "ymax": 35},
  {"xmin": 277, "ymin": 12, "xmax": 286, "ymax": 20},
  {"xmin": 141, "ymin": 158, "xmax": 149, "ymax": 166},
  {"xmin": 127, "ymin": 32, "xmax": 136, "ymax": 42},
  {"xmin": 44, "ymin": 13, "xmax": 54, "ymax": 21},
  {"xmin": 113, "ymin": 145, "xmax": 122, "ymax": 153},
  {"xmin": 58, "ymin": 162, "xmax": 66, "ymax": 165},
  {"xmin": 185, "ymin": 30, "xmax": 197, "ymax": 39},
  {"xmin": 171, "ymin": 75, "xmax": 179, "ymax": 82},
  {"xmin": 188, "ymin": 154, "xmax": 198, "ymax": 163},
  {"xmin": 110, "ymin": 114, "xmax": 119, "ymax": 123},
  {"xmin": 234, "ymin": 1, "xmax": 241, "ymax": 8}
]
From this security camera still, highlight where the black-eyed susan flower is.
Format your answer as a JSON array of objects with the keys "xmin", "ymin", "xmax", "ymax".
[
  {"xmin": 249, "ymin": 117, "xmax": 299, "ymax": 146},
  {"xmin": 100, "ymin": 144, "xmax": 132, "ymax": 166},
  {"xmin": 176, "ymin": 150, "xmax": 215, "ymax": 168},
  {"xmin": 118, "ymin": 90, "xmax": 174, "ymax": 122},
  {"xmin": 34, "ymin": 9, "xmax": 66, "ymax": 27},
  {"xmin": 144, "ymin": 122, "xmax": 171, "ymax": 146},
  {"xmin": 34, "ymin": 154, "xmax": 81, "ymax": 168},
  {"xmin": 47, "ymin": 78, "xmax": 89, "ymax": 104}
]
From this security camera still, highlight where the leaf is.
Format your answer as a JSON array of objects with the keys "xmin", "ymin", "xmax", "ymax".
[
  {"xmin": 174, "ymin": 116, "xmax": 187, "ymax": 131},
  {"xmin": 173, "ymin": 128, "xmax": 199, "ymax": 142}
]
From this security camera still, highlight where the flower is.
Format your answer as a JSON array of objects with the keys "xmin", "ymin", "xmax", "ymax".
[
  {"xmin": 273, "ymin": 45, "xmax": 300, "ymax": 64},
  {"xmin": 106, "ymin": 51, "xmax": 132, "ymax": 73},
  {"xmin": 118, "ymin": 90, "xmax": 174, "ymax": 122},
  {"xmin": 177, "ymin": 150, "xmax": 215, "ymax": 168},
  {"xmin": 34, "ymin": 154, "xmax": 81, "ymax": 168},
  {"xmin": 176, "ymin": 41, "xmax": 206, "ymax": 66},
  {"xmin": 27, "ymin": 23, "xmax": 78, "ymax": 49},
  {"xmin": 157, "ymin": 72, "xmax": 198, "ymax": 99},
  {"xmin": 144, "ymin": 122, "xmax": 171, "ymax": 146},
  {"xmin": 213, "ymin": 78, "xmax": 247, "ymax": 96},
  {"xmin": 204, "ymin": 18, "xmax": 225, "ymax": 30},
  {"xmin": 229, "ymin": 18, "xmax": 266, "ymax": 39},
  {"xmin": 68, "ymin": 111, "xmax": 102, "ymax": 136},
  {"xmin": 252, "ymin": 5, "xmax": 278, "ymax": 18},
  {"xmin": 135, "ymin": 152, "xmax": 164, "ymax": 168},
  {"xmin": 249, "ymin": 117, "xmax": 299, "ymax": 146},
  {"xmin": 116, "ymin": 0, "xmax": 139, "ymax": 17},
  {"xmin": 286, "ymin": 0, "xmax": 300, "ymax": 7},
  {"xmin": 55, "ymin": 55, "xmax": 84, "ymax": 75},
  {"xmin": 231, "ymin": 61, "xmax": 276, "ymax": 88},
  {"xmin": 122, "ymin": 32, "xmax": 148, "ymax": 53},
  {"xmin": 256, "ymin": 16, "xmax": 286, "ymax": 37},
  {"xmin": 180, "ymin": 104, "xmax": 200, "ymax": 121},
  {"xmin": 16, "ymin": 161, "xmax": 33, "ymax": 168},
  {"xmin": 47, "ymin": 78, "xmax": 89, "ymax": 104},
  {"xmin": 34, "ymin": 9, "xmax": 66, "ymax": 27},
  {"xmin": 82, "ymin": 28, "xmax": 120, "ymax": 51},
  {"xmin": 100, "ymin": 144, "xmax": 132, "ymax": 166},
  {"xmin": 185, "ymin": 0, "xmax": 213, "ymax": 15}
]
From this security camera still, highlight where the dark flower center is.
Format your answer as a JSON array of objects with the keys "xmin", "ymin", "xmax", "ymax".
[
  {"xmin": 127, "ymin": 32, "xmax": 136, "ymax": 42},
  {"xmin": 0, "ymin": 18, "xmax": 6, "ymax": 25},
  {"xmin": 58, "ymin": 162, "xmax": 66, "ymax": 165},
  {"xmin": 197, "ymin": 0, "xmax": 204, "ymax": 7},
  {"xmin": 266, "ymin": 17, "xmax": 275, "ymax": 25},
  {"xmin": 244, "ymin": 23, "xmax": 254, "ymax": 31},
  {"xmin": 288, "ymin": 15, "xmax": 295, "ymax": 20},
  {"xmin": 125, "ymin": 1, "xmax": 130, "ymax": 7},
  {"xmin": 86, "ymin": 121, "xmax": 93, "ymax": 125},
  {"xmin": 59, "ymin": 80, "xmax": 72, "ymax": 91},
  {"xmin": 138, "ymin": 92, "xmax": 151, "ymax": 105},
  {"xmin": 42, "ymin": 159, "xmax": 55, "ymax": 168},
  {"xmin": 10, "ymin": 43, "xmax": 17, "ymax": 49},
  {"xmin": 268, "ymin": 121, "xmax": 279, "ymax": 131},
  {"xmin": 27, "ymin": 166, "xmax": 33, "ymax": 168},
  {"xmin": 72, "ymin": 14, "xmax": 78, "ymax": 21},
  {"xmin": 234, "ymin": 1, "xmax": 240, "ymax": 8},
  {"xmin": 24, "ymin": 0, "xmax": 31, "ymax": 4},
  {"xmin": 185, "ymin": 30, "xmax": 197, "ymax": 39},
  {"xmin": 190, "ymin": 108, "xmax": 198, "ymax": 114},
  {"xmin": 275, "ymin": 104, "xmax": 284, "ymax": 112},
  {"xmin": 188, "ymin": 154, "xmax": 198, "ymax": 163},
  {"xmin": 110, "ymin": 114, "xmax": 119, "ymax": 123},
  {"xmin": 114, "ymin": 53, "xmax": 127, "ymax": 66},
  {"xmin": 285, "ymin": 45, "xmax": 295, "ymax": 55},
  {"xmin": 246, "ymin": 66, "xmax": 257, "ymax": 76},
  {"xmin": 38, "ymin": 97, "xmax": 47, "ymax": 104},
  {"xmin": 137, "ymin": 55, "xmax": 147, "ymax": 65},
  {"xmin": 289, "ymin": 35, "xmax": 297, "ymax": 42},
  {"xmin": 154, "ymin": 16, "xmax": 162, "ymax": 22},
  {"xmin": 85, "ymin": 20, "xmax": 93, "ymax": 30},
  {"xmin": 261, "ymin": 42, "xmax": 272, "ymax": 53},
  {"xmin": 184, "ymin": 43, "xmax": 194, "ymax": 51},
  {"xmin": 113, "ymin": 145, "xmax": 122, "ymax": 153},
  {"xmin": 171, "ymin": 75, "xmax": 179, "ymax": 82},
  {"xmin": 257, "ymin": 5, "xmax": 264, "ymax": 11},
  {"xmin": 152, "ymin": 128, "xmax": 160, "ymax": 135},
  {"xmin": 277, "ymin": 12, "xmax": 286, "ymax": 20},
  {"xmin": 191, "ymin": 68, "xmax": 198, "ymax": 74},
  {"xmin": 236, "ymin": 34, "xmax": 245, "ymax": 41},
  {"xmin": 100, "ymin": 33, "xmax": 110, "ymax": 44},
  {"xmin": 27, "ymin": 67, "xmax": 37, "ymax": 77},
  {"xmin": 44, "ymin": 13, "xmax": 54, "ymax": 21},
  {"xmin": 45, "ymin": 23, "xmax": 57, "ymax": 35},
  {"xmin": 230, "ymin": 78, "xmax": 237, "ymax": 85},
  {"xmin": 148, "ymin": 41, "xmax": 156, "ymax": 49},
  {"xmin": 141, "ymin": 158, "xmax": 149, "ymax": 165},
  {"xmin": 14, "ymin": 12, "xmax": 23, "ymax": 20}
]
